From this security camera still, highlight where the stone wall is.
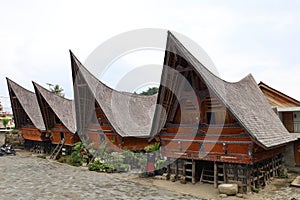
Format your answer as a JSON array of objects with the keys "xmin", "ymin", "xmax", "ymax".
[
  {"xmin": 0, "ymin": 132, "xmax": 5, "ymax": 145},
  {"xmin": 5, "ymin": 131, "xmax": 24, "ymax": 146},
  {"xmin": 284, "ymin": 142, "xmax": 295, "ymax": 167}
]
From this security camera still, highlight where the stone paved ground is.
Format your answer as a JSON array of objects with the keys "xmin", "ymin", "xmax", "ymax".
[
  {"xmin": 261, "ymin": 183, "xmax": 300, "ymax": 200},
  {"xmin": 1, "ymin": 152, "xmax": 300, "ymax": 200},
  {"xmin": 0, "ymin": 154, "xmax": 200, "ymax": 200}
]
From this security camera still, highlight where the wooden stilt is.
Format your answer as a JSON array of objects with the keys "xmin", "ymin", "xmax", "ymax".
[
  {"xmin": 183, "ymin": 160, "xmax": 186, "ymax": 177},
  {"xmin": 175, "ymin": 159, "xmax": 178, "ymax": 179},
  {"xmin": 272, "ymin": 158, "xmax": 275, "ymax": 177},
  {"xmin": 167, "ymin": 157, "xmax": 171, "ymax": 178},
  {"xmin": 214, "ymin": 162, "xmax": 218, "ymax": 188},
  {"xmin": 200, "ymin": 168, "xmax": 204, "ymax": 182},
  {"xmin": 223, "ymin": 163, "xmax": 227, "ymax": 183},
  {"xmin": 192, "ymin": 160, "xmax": 196, "ymax": 184}
]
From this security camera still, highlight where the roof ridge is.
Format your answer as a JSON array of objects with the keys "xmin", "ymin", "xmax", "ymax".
[
  {"xmin": 33, "ymin": 81, "xmax": 76, "ymax": 134},
  {"xmin": 69, "ymin": 50, "xmax": 157, "ymax": 99},
  {"xmin": 6, "ymin": 78, "xmax": 46, "ymax": 131}
]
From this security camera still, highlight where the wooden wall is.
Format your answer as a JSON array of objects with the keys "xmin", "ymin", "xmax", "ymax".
[
  {"xmin": 85, "ymin": 124, "xmax": 154, "ymax": 151},
  {"xmin": 160, "ymin": 125, "xmax": 254, "ymax": 164},
  {"xmin": 21, "ymin": 127, "xmax": 48, "ymax": 142},
  {"xmin": 85, "ymin": 124, "xmax": 121, "ymax": 151},
  {"xmin": 94, "ymin": 103, "xmax": 152, "ymax": 151},
  {"xmin": 50, "ymin": 124, "xmax": 80, "ymax": 146}
]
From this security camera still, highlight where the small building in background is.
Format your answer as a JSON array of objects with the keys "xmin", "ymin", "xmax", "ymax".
[
  {"xmin": 259, "ymin": 82, "xmax": 300, "ymax": 167},
  {"xmin": 6, "ymin": 78, "xmax": 50, "ymax": 152}
]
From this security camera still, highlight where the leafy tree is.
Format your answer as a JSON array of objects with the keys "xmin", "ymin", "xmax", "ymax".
[
  {"xmin": 139, "ymin": 87, "xmax": 159, "ymax": 96},
  {"xmin": 47, "ymin": 83, "xmax": 65, "ymax": 97},
  {"xmin": 1, "ymin": 118, "xmax": 10, "ymax": 128}
]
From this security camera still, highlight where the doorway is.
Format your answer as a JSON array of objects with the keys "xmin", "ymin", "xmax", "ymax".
[
  {"xmin": 60, "ymin": 132, "xmax": 65, "ymax": 141},
  {"xmin": 282, "ymin": 112, "xmax": 294, "ymax": 132},
  {"xmin": 294, "ymin": 139, "xmax": 300, "ymax": 166}
]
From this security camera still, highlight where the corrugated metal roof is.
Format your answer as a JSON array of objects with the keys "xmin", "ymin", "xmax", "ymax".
[
  {"xmin": 33, "ymin": 82, "xmax": 77, "ymax": 134},
  {"xmin": 70, "ymin": 52, "xmax": 157, "ymax": 138},
  {"xmin": 6, "ymin": 78, "xmax": 46, "ymax": 131}
]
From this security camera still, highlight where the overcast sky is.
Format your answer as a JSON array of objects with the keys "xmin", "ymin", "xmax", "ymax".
[{"xmin": 1, "ymin": 0, "xmax": 300, "ymax": 112}]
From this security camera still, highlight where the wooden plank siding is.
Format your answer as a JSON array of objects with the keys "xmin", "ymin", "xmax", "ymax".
[
  {"xmin": 21, "ymin": 127, "xmax": 48, "ymax": 142},
  {"xmin": 84, "ymin": 124, "xmax": 120, "ymax": 151},
  {"xmin": 160, "ymin": 126, "xmax": 254, "ymax": 164},
  {"xmin": 282, "ymin": 112, "xmax": 294, "ymax": 133},
  {"xmin": 85, "ymin": 125, "xmax": 154, "ymax": 151},
  {"xmin": 50, "ymin": 124, "xmax": 80, "ymax": 146},
  {"xmin": 92, "ymin": 103, "xmax": 153, "ymax": 151}
]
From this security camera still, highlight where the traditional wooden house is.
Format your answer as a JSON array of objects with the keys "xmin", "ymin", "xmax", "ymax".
[
  {"xmin": 70, "ymin": 51, "xmax": 157, "ymax": 151},
  {"xmin": 259, "ymin": 82, "xmax": 300, "ymax": 167},
  {"xmin": 6, "ymin": 78, "xmax": 50, "ymax": 152},
  {"xmin": 150, "ymin": 32, "xmax": 296, "ymax": 192},
  {"xmin": 33, "ymin": 82, "xmax": 80, "ymax": 156}
]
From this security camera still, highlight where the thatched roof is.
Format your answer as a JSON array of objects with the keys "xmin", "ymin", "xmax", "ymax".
[
  {"xmin": 152, "ymin": 32, "xmax": 296, "ymax": 148},
  {"xmin": 70, "ymin": 51, "xmax": 157, "ymax": 138},
  {"xmin": 6, "ymin": 78, "xmax": 46, "ymax": 131},
  {"xmin": 33, "ymin": 82, "xmax": 76, "ymax": 134}
]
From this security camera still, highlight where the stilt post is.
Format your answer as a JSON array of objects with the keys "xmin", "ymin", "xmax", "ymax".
[
  {"xmin": 192, "ymin": 160, "xmax": 196, "ymax": 184},
  {"xmin": 214, "ymin": 161, "xmax": 218, "ymax": 188}
]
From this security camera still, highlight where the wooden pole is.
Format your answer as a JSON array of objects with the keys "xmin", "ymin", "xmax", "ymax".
[
  {"xmin": 175, "ymin": 159, "xmax": 178, "ymax": 179},
  {"xmin": 192, "ymin": 160, "xmax": 196, "ymax": 184},
  {"xmin": 167, "ymin": 157, "xmax": 171, "ymax": 179},
  {"xmin": 200, "ymin": 168, "xmax": 204, "ymax": 183},
  {"xmin": 214, "ymin": 162, "xmax": 218, "ymax": 188},
  {"xmin": 223, "ymin": 163, "xmax": 227, "ymax": 183},
  {"xmin": 182, "ymin": 160, "xmax": 186, "ymax": 177},
  {"xmin": 272, "ymin": 158, "xmax": 275, "ymax": 177}
]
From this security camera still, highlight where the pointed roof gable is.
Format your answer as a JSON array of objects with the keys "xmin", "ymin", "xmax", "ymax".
[
  {"xmin": 153, "ymin": 31, "xmax": 295, "ymax": 148},
  {"xmin": 258, "ymin": 82, "xmax": 300, "ymax": 107},
  {"xmin": 33, "ymin": 82, "xmax": 76, "ymax": 134},
  {"xmin": 70, "ymin": 51, "xmax": 157, "ymax": 138},
  {"xmin": 6, "ymin": 78, "xmax": 45, "ymax": 131}
]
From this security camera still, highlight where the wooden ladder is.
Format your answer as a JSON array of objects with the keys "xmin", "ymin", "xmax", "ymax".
[
  {"xmin": 200, "ymin": 167, "xmax": 214, "ymax": 184},
  {"xmin": 200, "ymin": 162, "xmax": 224, "ymax": 186},
  {"xmin": 50, "ymin": 139, "xmax": 65, "ymax": 160}
]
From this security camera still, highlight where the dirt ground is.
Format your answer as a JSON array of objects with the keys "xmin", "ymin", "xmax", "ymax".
[
  {"xmin": 127, "ymin": 175, "xmax": 300, "ymax": 200},
  {"xmin": 125, "ymin": 165, "xmax": 300, "ymax": 200}
]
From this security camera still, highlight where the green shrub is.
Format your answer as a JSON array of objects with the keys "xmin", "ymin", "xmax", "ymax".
[
  {"xmin": 252, "ymin": 188, "xmax": 259, "ymax": 193},
  {"xmin": 88, "ymin": 160, "xmax": 104, "ymax": 171},
  {"xmin": 144, "ymin": 142, "xmax": 160, "ymax": 152},
  {"xmin": 155, "ymin": 159, "xmax": 166, "ymax": 170},
  {"xmin": 66, "ymin": 151, "xmax": 82, "ymax": 166},
  {"xmin": 104, "ymin": 163, "xmax": 115, "ymax": 173},
  {"xmin": 278, "ymin": 167, "xmax": 288, "ymax": 178},
  {"xmin": 64, "ymin": 142, "xmax": 93, "ymax": 167}
]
